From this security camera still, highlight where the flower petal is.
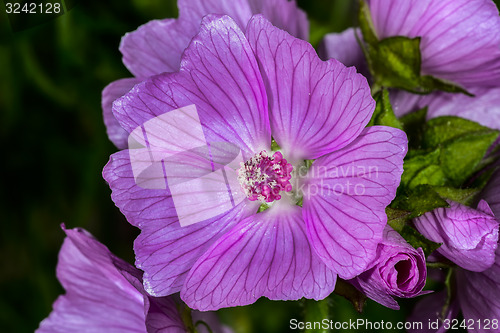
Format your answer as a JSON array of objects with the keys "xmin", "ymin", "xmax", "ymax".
[
  {"xmin": 247, "ymin": 15, "xmax": 375, "ymax": 161},
  {"xmin": 481, "ymin": 170, "xmax": 500, "ymax": 217},
  {"xmin": 318, "ymin": 28, "xmax": 369, "ymax": 78},
  {"xmin": 37, "ymin": 227, "xmax": 186, "ymax": 333},
  {"xmin": 181, "ymin": 203, "xmax": 337, "ymax": 310},
  {"xmin": 457, "ymin": 249, "xmax": 500, "ymax": 328},
  {"xmin": 247, "ymin": 0, "xmax": 309, "ymax": 40},
  {"xmin": 351, "ymin": 226, "xmax": 427, "ymax": 310},
  {"xmin": 119, "ymin": 0, "xmax": 308, "ymax": 79},
  {"xmin": 102, "ymin": 78, "xmax": 141, "ymax": 149},
  {"xmin": 114, "ymin": 15, "xmax": 271, "ymax": 156},
  {"xmin": 367, "ymin": 0, "xmax": 500, "ymax": 88},
  {"xmin": 103, "ymin": 150, "xmax": 258, "ymax": 296},
  {"xmin": 302, "ymin": 126, "xmax": 407, "ymax": 279},
  {"xmin": 120, "ymin": 18, "xmax": 194, "ymax": 78},
  {"xmin": 415, "ymin": 200, "xmax": 499, "ymax": 272}
]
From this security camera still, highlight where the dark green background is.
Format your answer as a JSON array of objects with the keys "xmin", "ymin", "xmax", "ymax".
[{"xmin": 1, "ymin": 1, "xmax": 498, "ymax": 332}]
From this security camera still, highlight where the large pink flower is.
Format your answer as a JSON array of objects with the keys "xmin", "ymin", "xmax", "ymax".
[{"xmin": 103, "ymin": 15, "xmax": 407, "ymax": 310}]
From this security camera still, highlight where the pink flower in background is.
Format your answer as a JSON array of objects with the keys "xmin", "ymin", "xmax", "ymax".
[
  {"xmin": 102, "ymin": 0, "xmax": 308, "ymax": 149},
  {"xmin": 350, "ymin": 225, "xmax": 427, "ymax": 310},
  {"xmin": 409, "ymin": 170, "xmax": 500, "ymax": 332},
  {"xmin": 415, "ymin": 200, "xmax": 499, "ymax": 272},
  {"xmin": 366, "ymin": 0, "xmax": 500, "ymax": 89},
  {"xmin": 37, "ymin": 227, "xmax": 228, "ymax": 333},
  {"xmin": 103, "ymin": 14, "xmax": 407, "ymax": 310}
]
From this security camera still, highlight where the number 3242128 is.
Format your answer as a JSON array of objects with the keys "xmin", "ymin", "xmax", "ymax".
[{"xmin": 5, "ymin": 3, "xmax": 61, "ymax": 14}]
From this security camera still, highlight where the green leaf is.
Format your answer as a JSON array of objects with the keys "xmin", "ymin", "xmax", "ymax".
[
  {"xmin": 423, "ymin": 116, "xmax": 496, "ymax": 148},
  {"xmin": 432, "ymin": 186, "xmax": 480, "ymax": 206},
  {"xmin": 386, "ymin": 207, "xmax": 411, "ymax": 232},
  {"xmin": 401, "ymin": 149, "xmax": 447, "ymax": 190},
  {"xmin": 440, "ymin": 131, "xmax": 499, "ymax": 186},
  {"xmin": 399, "ymin": 225, "xmax": 442, "ymax": 257},
  {"xmin": 333, "ymin": 279, "xmax": 366, "ymax": 313},
  {"xmin": 421, "ymin": 116, "xmax": 499, "ymax": 186},
  {"xmin": 399, "ymin": 107, "xmax": 427, "ymax": 149},
  {"xmin": 391, "ymin": 185, "xmax": 449, "ymax": 218},
  {"xmin": 301, "ymin": 298, "xmax": 332, "ymax": 333},
  {"xmin": 367, "ymin": 89, "xmax": 403, "ymax": 129}
]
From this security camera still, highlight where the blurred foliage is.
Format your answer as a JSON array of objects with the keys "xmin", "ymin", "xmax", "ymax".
[{"xmin": 0, "ymin": 0, "xmax": 498, "ymax": 332}]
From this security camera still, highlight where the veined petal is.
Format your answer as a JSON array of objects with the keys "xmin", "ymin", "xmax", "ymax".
[
  {"xmin": 480, "ymin": 170, "xmax": 500, "ymax": 217},
  {"xmin": 37, "ymin": 227, "xmax": 186, "ymax": 333},
  {"xmin": 415, "ymin": 200, "xmax": 499, "ymax": 272},
  {"xmin": 119, "ymin": 0, "xmax": 308, "ymax": 79},
  {"xmin": 247, "ymin": 15, "xmax": 375, "ymax": 161},
  {"xmin": 120, "ymin": 19, "xmax": 195, "ymax": 78},
  {"xmin": 302, "ymin": 126, "xmax": 407, "ymax": 279},
  {"xmin": 103, "ymin": 150, "xmax": 258, "ymax": 296},
  {"xmin": 247, "ymin": 0, "xmax": 308, "ymax": 40},
  {"xmin": 457, "ymin": 248, "xmax": 500, "ymax": 328},
  {"xmin": 367, "ymin": 0, "xmax": 500, "ymax": 88},
  {"xmin": 114, "ymin": 15, "xmax": 271, "ymax": 156},
  {"xmin": 181, "ymin": 202, "xmax": 337, "ymax": 310},
  {"xmin": 318, "ymin": 28, "xmax": 369, "ymax": 78},
  {"xmin": 102, "ymin": 78, "xmax": 142, "ymax": 149}
]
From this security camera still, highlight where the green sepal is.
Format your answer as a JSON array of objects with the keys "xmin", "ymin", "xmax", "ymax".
[
  {"xmin": 391, "ymin": 185, "xmax": 449, "ymax": 218},
  {"xmin": 400, "ymin": 149, "xmax": 447, "ymax": 190},
  {"xmin": 332, "ymin": 279, "xmax": 366, "ymax": 313},
  {"xmin": 432, "ymin": 186, "xmax": 480, "ymax": 206},
  {"xmin": 368, "ymin": 89, "xmax": 403, "ymax": 129},
  {"xmin": 386, "ymin": 207, "xmax": 411, "ymax": 232}
]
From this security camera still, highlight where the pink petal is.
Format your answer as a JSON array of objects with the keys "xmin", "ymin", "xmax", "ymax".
[
  {"xmin": 247, "ymin": 0, "xmax": 309, "ymax": 40},
  {"xmin": 457, "ymin": 248, "xmax": 500, "ymax": 328},
  {"xmin": 318, "ymin": 28, "xmax": 369, "ymax": 77},
  {"xmin": 120, "ymin": 18, "xmax": 195, "ymax": 78},
  {"xmin": 119, "ymin": 0, "xmax": 308, "ymax": 78},
  {"xmin": 246, "ymin": 15, "xmax": 375, "ymax": 161},
  {"xmin": 103, "ymin": 150, "xmax": 258, "ymax": 296},
  {"xmin": 181, "ymin": 203, "xmax": 336, "ymax": 310},
  {"xmin": 415, "ymin": 200, "xmax": 499, "ymax": 272},
  {"xmin": 102, "ymin": 78, "xmax": 141, "ymax": 149},
  {"xmin": 114, "ymin": 15, "xmax": 271, "ymax": 156},
  {"xmin": 302, "ymin": 126, "xmax": 407, "ymax": 279},
  {"xmin": 37, "ymin": 227, "xmax": 185, "ymax": 333},
  {"xmin": 481, "ymin": 170, "xmax": 500, "ymax": 217}
]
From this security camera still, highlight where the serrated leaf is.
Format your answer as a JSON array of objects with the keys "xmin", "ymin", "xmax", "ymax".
[
  {"xmin": 302, "ymin": 298, "xmax": 332, "ymax": 332},
  {"xmin": 399, "ymin": 106, "xmax": 428, "ymax": 149},
  {"xmin": 399, "ymin": 225, "xmax": 442, "ymax": 257},
  {"xmin": 432, "ymin": 186, "xmax": 480, "ymax": 206},
  {"xmin": 368, "ymin": 89, "xmax": 403, "ymax": 129},
  {"xmin": 333, "ymin": 279, "xmax": 366, "ymax": 313},
  {"xmin": 401, "ymin": 149, "xmax": 447, "ymax": 190},
  {"xmin": 392, "ymin": 185, "xmax": 449, "ymax": 218}
]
